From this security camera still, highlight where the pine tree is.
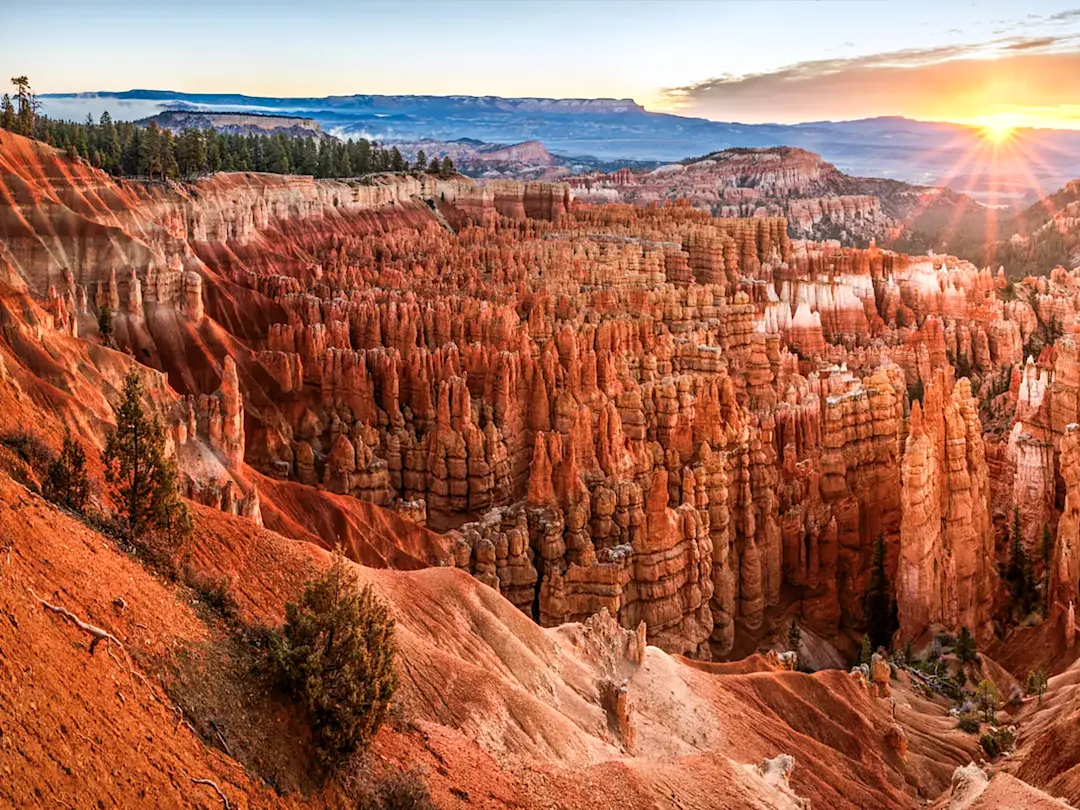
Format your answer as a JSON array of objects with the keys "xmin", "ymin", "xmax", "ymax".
[
  {"xmin": 955, "ymin": 626, "xmax": 978, "ymax": 664},
  {"xmin": 177, "ymin": 128, "xmax": 207, "ymax": 179},
  {"xmin": 787, "ymin": 619, "xmax": 802, "ymax": 654},
  {"xmin": 1026, "ymin": 668, "xmax": 1048, "ymax": 704},
  {"xmin": 141, "ymin": 123, "xmax": 160, "ymax": 179},
  {"xmin": 428, "ymin": 157, "xmax": 440, "ymax": 175},
  {"xmin": 974, "ymin": 679, "xmax": 1001, "ymax": 723},
  {"xmin": 10, "ymin": 76, "xmax": 35, "ymax": 137},
  {"xmin": 1005, "ymin": 507, "xmax": 1036, "ymax": 614},
  {"xmin": 0, "ymin": 94, "xmax": 14, "ymax": 131},
  {"xmin": 390, "ymin": 146, "xmax": 405, "ymax": 172},
  {"xmin": 414, "ymin": 149, "xmax": 427, "ymax": 174},
  {"xmin": 440, "ymin": 155, "xmax": 454, "ymax": 179},
  {"xmin": 316, "ymin": 140, "xmax": 334, "ymax": 178},
  {"xmin": 44, "ymin": 430, "xmax": 90, "ymax": 513},
  {"xmin": 103, "ymin": 371, "xmax": 191, "ymax": 556},
  {"xmin": 865, "ymin": 532, "xmax": 895, "ymax": 650}
]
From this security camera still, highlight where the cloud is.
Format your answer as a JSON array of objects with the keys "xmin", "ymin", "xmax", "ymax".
[
  {"xmin": 658, "ymin": 36, "xmax": 1080, "ymax": 126},
  {"xmin": 1004, "ymin": 37, "xmax": 1063, "ymax": 50}
]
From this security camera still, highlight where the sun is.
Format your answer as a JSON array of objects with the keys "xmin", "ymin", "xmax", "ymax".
[{"xmin": 981, "ymin": 120, "xmax": 1016, "ymax": 144}]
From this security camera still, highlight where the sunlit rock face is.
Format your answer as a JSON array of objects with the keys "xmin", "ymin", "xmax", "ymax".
[{"xmin": 10, "ymin": 127, "xmax": 1080, "ymax": 658}]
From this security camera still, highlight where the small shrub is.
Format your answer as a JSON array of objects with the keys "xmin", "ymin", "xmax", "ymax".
[
  {"xmin": 270, "ymin": 548, "xmax": 397, "ymax": 768},
  {"xmin": 787, "ymin": 620, "xmax": 802, "ymax": 654},
  {"xmin": 957, "ymin": 714, "xmax": 981, "ymax": 734},
  {"xmin": 43, "ymin": 430, "xmax": 90, "ymax": 512},
  {"xmin": 183, "ymin": 565, "xmax": 238, "ymax": 620},
  {"xmin": 980, "ymin": 732, "xmax": 1001, "ymax": 758},
  {"xmin": 935, "ymin": 632, "xmax": 957, "ymax": 649},
  {"xmin": 353, "ymin": 767, "xmax": 437, "ymax": 810},
  {"xmin": 927, "ymin": 639, "xmax": 943, "ymax": 663},
  {"xmin": 996, "ymin": 726, "xmax": 1016, "ymax": 750},
  {"xmin": 979, "ymin": 727, "xmax": 1016, "ymax": 758},
  {"xmin": 902, "ymin": 640, "xmax": 915, "ymax": 667},
  {"xmin": 0, "ymin": 429, "xmax": 52, "ymax": 469}
]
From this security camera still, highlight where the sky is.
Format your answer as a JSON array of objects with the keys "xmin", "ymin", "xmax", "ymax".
[{"xmin": 4, "ymin": 0, "xmax": 1080, "ymax": 129}]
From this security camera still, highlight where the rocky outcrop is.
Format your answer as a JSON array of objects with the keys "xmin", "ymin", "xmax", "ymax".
[
  {"xmin": 898, "ymin": 373, "xmax": 996, "ymax": 641},
  {"xmin": 1052, "ymin": 424, "xmax": 1080, "ymax": 616}
]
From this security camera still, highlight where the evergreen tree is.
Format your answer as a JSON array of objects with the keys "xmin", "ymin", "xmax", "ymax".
[
  {"xmin": 97, "ymin": 306, "xmax": 113, "ymax": 344},
  {"xmin": 159, "ymin": 128, "xmax": 179, "ymax": 179},
  {"xmin": 428, "ymin": 157, "xmax": 440, "ymax": 175},
  {"xmin": 142, "ymin": 123, "xmax": 161, "ymax": 179},
  {"xmin": 955, "ymin": 626, "xmax": 978, "ymax": 664},
  {"xmin": 10, "ymin": 76, "xmax": 35, "ymax": 136},
  {"xmin": 390, "ymin": 146, "xmax": 405, "ymax": 172},
  {"xmin": 865, "ymin": 532, "xmax": 896, "ymax": 650},
  {"xmin": 787, "ymin": 619, "xmax": 802, "ymax": 654},
  {"xmin": 177, "ymin": 128, "xmax": 207, "ymax": 179},
  {"xmin": 267, "ymin": 134, "xmax": 290, "ymax": 174},
  {"xmin": 1026, "ymin": 668, "xmax": 1048, "ymax": 704},
  {"xmin": 354, "ymin": 138, "xmax": 372, "ymax": 173},
  {"xmin": 414, "ymin": 149, "xmax": 427, "ymax": 174},
  {"xmin": 1042, "ymin": 522, "xmax": 1055, "ymax": 568},
  {"xmin": 1042, "ymin": 522, "xmax": 1056, "ymax": 611},
  {"xmin": 440, "ymin": 155, "xmax": 454, "ymax": 179},
  {"xmin": 974, "ymin": 679, "xmax": 1001, "ymax": 723},
  {"xmin": 1, "ymin": 94, "xmax": 15, "ymax": 131},
  {"xmin": 270, "ymin": 547, "xmax": 397, "ymax": 766},
  {"xmin": 859, "ymin": 634, "xmax": 872, "ymax": 667},
  {"xmin": 102, "ymin": 371, "xmax": 191, "ymax": 554},
  {"xmin": 44, "ymin": 430, "xmax": 90, "ymax": 513},
  {"xmin": 1005, "ymin": 507, "xmax": 1036, "ymax": 614},
  {"xmin": 316, "ymin": 141, "xmax": 335, "ymax": 178}
]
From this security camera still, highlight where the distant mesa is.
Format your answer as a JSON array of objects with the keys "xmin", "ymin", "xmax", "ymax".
[
  {"xmin": 138, "ymin": 109, "xmax": 330, "ymax": 139},
  {"xmin": 41, "ymin": 88, "xmax": 1080, "ymax": 191}
]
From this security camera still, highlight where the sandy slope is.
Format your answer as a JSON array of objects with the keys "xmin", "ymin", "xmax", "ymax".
[{"xmin": 0, "ymin": 466, "xmax": 1027, "ymax": 809}]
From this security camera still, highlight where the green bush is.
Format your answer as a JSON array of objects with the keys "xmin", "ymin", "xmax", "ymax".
[
  {"xmin": 270, "ymin": 548, "xmax": 397, "ymax": 767},
  {"xmin": 957, "ymin": 715, "xmax": 980, "ymax": 734}
]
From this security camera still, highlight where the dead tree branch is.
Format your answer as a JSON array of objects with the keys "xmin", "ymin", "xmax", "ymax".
[
  {"xmin": 28, "ymin": 587, "xmax": 123, "ymax": 654},
  {"xmin": 191, "ymin": 778, "xmax": 229, "ymax": 809}
]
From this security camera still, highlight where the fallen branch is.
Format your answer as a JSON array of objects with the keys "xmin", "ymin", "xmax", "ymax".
[
  {"xmin": 28, "ymin": 588, "xmax": 123, "ymax": 655},
  {"xmin": 191, "ymin": 778, "xmax": 229, "ymax": 809},
  {"xmin": 210, "ymin": 719, "xmax": 231, "ymax": 756}
]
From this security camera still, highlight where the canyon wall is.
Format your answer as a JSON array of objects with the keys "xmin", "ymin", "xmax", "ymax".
[{"xmin": 4, "ymin": 129, "xmax": 1080, "ymax": 658}]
